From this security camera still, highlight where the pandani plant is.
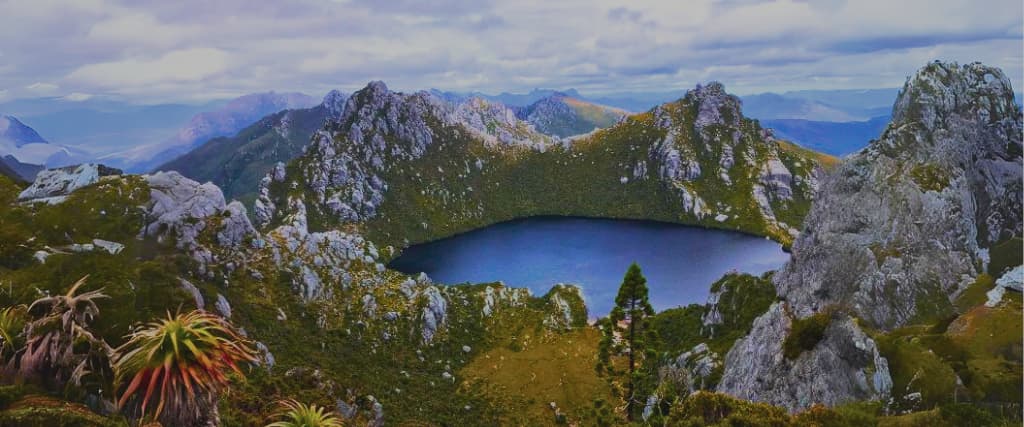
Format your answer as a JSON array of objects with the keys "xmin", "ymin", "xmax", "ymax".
[
  {"xmin": 0, "ymin": 305, "xmax": 26, "ymax": 361},
  {"xmin": 266, "ymin": 399, "xmax": 345, "ymax": 427},
  {"xmin": 17, "ymin": 276, "xmax": 112, "ymax": 391},
  {"xmin": 113, "ymin": 309, "xmax": 257, "ymax": 426}
]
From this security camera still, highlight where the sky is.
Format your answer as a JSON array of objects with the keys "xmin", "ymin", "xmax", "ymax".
[{"xmin": 0, "ymin": 0, "xmax": 1021, "ymax": 104}]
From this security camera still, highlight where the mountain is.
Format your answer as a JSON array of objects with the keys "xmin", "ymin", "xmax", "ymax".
[
  {"xmin": 432, "ymin": 88, "xmax": 586, "ymax": 107},
  {"xmin": 779, "ymin": 88, "xmax": 899, "ymax": 118},
  {"xmin": 740, "ymin": 93, "xmax": 864, "ymax": 122},
  {"xmin": 763, "ymin": 115, "xmax": 891, "ymax": 156},
  {"xmin": 0, "ymin": 155, "xmax": 43, "ymax": 182},
  {"xmin": 0, "ymin": 114, "xmax": 47, "ymax": 146},
  {"xmin": 0, "ymin": 114, "xmax": 91, "ymax": 167},
  {"xmin": 156, "ymin": 90, "xmax": 347, "ymax": 202},
  {"xmin": 0, "ymin": 63, "xmax": 1019, "ymax": 426},
  {"xmin": 98, "ymin": 92, "xmax": 318, "ymax": 172},
  {"xmin": 515, "ymin": 93, "xmax": 628, "ymax": 138},
  {"xmin": 256, "ymin": 80, "xmax": 832, "ymax": 250},
  {"xmin": 718, "ymin": 62, "xmax": 1022, "ymax": 411}
]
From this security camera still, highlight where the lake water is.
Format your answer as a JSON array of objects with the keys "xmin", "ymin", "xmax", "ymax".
[{"xmin": 388, "ymin": 216, "xmax": 789, "ymax": 316}]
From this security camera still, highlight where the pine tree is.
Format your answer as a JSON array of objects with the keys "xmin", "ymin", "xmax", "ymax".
[{"xmin": 597, "ymin": 262, "xmax": 657, "ymax": 421}]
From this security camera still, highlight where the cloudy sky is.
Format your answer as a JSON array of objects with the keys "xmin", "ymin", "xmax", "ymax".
[{"xmin": 0, "ymin": 0, "xmax": 1021, "ymax": 103}]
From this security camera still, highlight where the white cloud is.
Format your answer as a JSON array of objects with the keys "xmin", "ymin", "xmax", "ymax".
[
  {"xmin": 63, "ymin": 92, "xmax": 94, "ymax": 101},
  {"xmin": 66, "ymin": 48, "xmax": 230, "ymax": 88},
  {"xmin": 0, "ymin": 0, "xmax": 1017, "ymax": 102},
  {"xmin": 26, "ymin": 82, "xmax": 59, "ymax": 93}
]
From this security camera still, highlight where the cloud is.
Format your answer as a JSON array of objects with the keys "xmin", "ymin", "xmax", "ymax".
[
  {"xmin": 66, "ymin": 48, "xmax": 230, "ymax": 88},
  {"xmin": 26, "ymin": 82, "xmax": 59, "ymax": 93},
  {"xmin": 0, "ymin": 0, "xmax": 1018, "ymax": 103},
  {"xmin": 63, "ymin": 92, "xmax": 94, "ymax": 102}
]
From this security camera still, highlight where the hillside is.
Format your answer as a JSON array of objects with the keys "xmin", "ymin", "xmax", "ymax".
[
  {"xmin": 515, "ymin": 93, "xmax": 628, "ymax": 137},
  {"xmin": 155, "ymin": 91, "xmax": 347, "ymax": 202},
  {"xmin": 98, "ymin": 92, "xmax": 318, "ymax": 172},
  {"xmin": 257, "ymin": 81, "xmax": 832, "ymax": 250}
]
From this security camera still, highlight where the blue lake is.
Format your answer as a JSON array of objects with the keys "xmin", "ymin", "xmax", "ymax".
[{"xmin": 388, "ymin": 216, "xmax": 789, "ymax": 316}]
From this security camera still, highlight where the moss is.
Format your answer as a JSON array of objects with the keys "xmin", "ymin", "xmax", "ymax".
[
  {"xmin": 782, "ymin": 311, "xmax": 831, "ymax": 360},
  {"xmin": 666, "ymin": 391, "xmax": 790, "ymax": 426},
  {"xmin": 874, "ymin": 332, "xmax": 959, "ymax": 410},
  {"xmin": 987, "ymin": 237, "xmax": 1022, "ymax": 277},
  {"xmin": 955, "ymin": 273, "xmax": 994, "ymax": 312},
  {"xmin": 0, "ymin": 395, "xmax": 127, "ymax": 427},
  {"xmin": 869, "ymin": 243, "xmax": 902, "ymax": 267},
  {"xmin": 909, "ymin": 163, "xmax": 950, "ymax": 192}
]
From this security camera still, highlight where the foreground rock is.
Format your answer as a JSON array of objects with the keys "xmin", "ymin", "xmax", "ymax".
[{"xmin": 718, "ymin": 62, "xmax": 1023, "ymax": 411}]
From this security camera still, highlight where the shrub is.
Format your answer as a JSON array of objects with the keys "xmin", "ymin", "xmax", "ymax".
[
  {"xmin": 265, "ymin": 399, "xmax": 344, "ymax": 427},
  {"xmin": 666, "ymin": 391, "xmax": 789, "ymax": 426},
  {"xmin": 113, "ymin": 310, "xmax": 257, "ymax": 426},
  {"xmin": 18, "ymin": 277, "xmax": 111, "ymax": 391},
  {"xmin": 783, "ymin": 312, "xmax": 831, "ymax": 360}
]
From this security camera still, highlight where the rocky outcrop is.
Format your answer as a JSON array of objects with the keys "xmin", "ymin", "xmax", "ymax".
[
  {"xmin": 18, "ymin": 164, "xmax": 122, "ymax": 204},
  {"xmin": 718, "ymin": 62, "xmax": 1022, "ymax": 411},
  {"xmin": 453, "ymin": 97, "xmax": 553, "ymax": 147},
  {"xmin": 294, "ymin": 82, "xmax": 446, "ymax": 224},
  {"xmin": 718, "ymin": 304, "xmax": 892, "ymax": 410},
  {"xmin": 141, "ymin": 171, "xmax": 256, "ymax": 274},
  {"xmin": 775, "ymin": 62, "xmax": 1022, "ymax": 327}
]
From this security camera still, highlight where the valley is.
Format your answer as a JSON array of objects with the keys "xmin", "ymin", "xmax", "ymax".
[{"xmin": 0, "ymin": 61, "xmax": 1019, "ymax": 427}]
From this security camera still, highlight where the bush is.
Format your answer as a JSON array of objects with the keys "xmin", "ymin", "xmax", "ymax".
[{"xmin": 783, "ymin": 312, "xmax": 831, "ymax": 360}]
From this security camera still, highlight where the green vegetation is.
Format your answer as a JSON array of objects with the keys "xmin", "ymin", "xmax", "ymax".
[
  {"xmin": 652, "ymin": 272, "xmax": 777, "ymax": 358},
  {"xmin": 955, "ymin": 273, "xmax": 994, "ymax": 312},
  {"xmin": 598, "ymin": 263, "xmax": 658, "ymax": 421},
  {"xmin": 987, "ymin": 237, "xmax": 1022, "ymax": 277},
  {"xmin": 461, "ymin": 328, "xmax": 615, "ymax": 425},
  {"xmin": 782, "ymin": 311, "xmax": 832, "ymax": 360},
  {"xmin": 909, "ymin": 163, "xmax": 950, "ymax": 192},
  {"xmin": 113, "ymin": 310, "xmax": 257, "ymax": 426},
  {"xmin": 265, "ymin": 399, "xmax": 344, "ymax": 427},
  {"xmin": 18, "ymin": 277, "xmax": 111, "ymax": 393}
]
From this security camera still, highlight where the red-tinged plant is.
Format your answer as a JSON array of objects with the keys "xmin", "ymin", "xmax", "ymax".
[{"xmin": 113, "ymin": 310, "xmax": 257, "ymax": 426}]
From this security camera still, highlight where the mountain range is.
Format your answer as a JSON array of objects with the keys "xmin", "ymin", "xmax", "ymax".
[{"xmin": 0, "ymin": 61, "xmax": 1020, "ymax": 426}]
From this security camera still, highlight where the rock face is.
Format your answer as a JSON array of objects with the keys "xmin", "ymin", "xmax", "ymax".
[
  {"xmin": 18, "ymin": 164, "xmax": 122, "ymax": 203},
  {"xmin": 718, "ymin": 62, "xmax": 1023, "ymax": 411},
  {"xmin": 142, "ymin": 171, "xmax": 256, "ymax": 274},
  {"xmin": 454, "ymin": 97, "xmax": 553, "ymax": 147},
  {"xmin": 718, "ymin": 304, "xmax": 892, "ymax": 410},
  {"xmin": 775, "ymin": 62, "xmax": 1022, "ymax": 327},
  {"xmin": 294, "ymin": 81, "xmax": 444, "ymax": 224}
]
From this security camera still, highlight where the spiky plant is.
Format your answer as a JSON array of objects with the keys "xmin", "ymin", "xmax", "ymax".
[
  {"xmin": 113, "ymin": 310, "xmax": 257, "ymax": 426},
  {"xmin": 18, "ymin": 276, "xmax": 111, "ymax": 390},
  {"xmin": 266, "ymin": 399, "xmax": 344, "ymax": 427},
  {"xmin": 0, "ymin": 305, "xmax": 26, "ymax": 360}
]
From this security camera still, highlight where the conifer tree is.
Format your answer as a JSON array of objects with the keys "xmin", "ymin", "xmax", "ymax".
[{"xmin": 597, "ymin": 262, "xmax": 658, "ymax": 421}]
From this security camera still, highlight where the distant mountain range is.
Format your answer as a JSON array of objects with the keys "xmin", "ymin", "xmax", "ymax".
[
  {"xmin": 762, "ymin": 116, "xmax": 891, "ymax": 157},
  {"xmin": 155, "ymin": 90, "xmax": 348, "ymax": 202},
  {"xmin": 98, "ymin": 92, "xmax": 318, "ymax": 172},
  {"xmin": 5, "ymin": 84, "xmax": 1014, "ymax": 187}
]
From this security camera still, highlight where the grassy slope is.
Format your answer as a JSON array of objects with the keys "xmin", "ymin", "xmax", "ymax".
[
  {"xmin": 341, "ymin": 102, "xmax": 830, "ymax": 252},
  {"xmin": 460, "ymin": 327, "xmax": 613, "ymax": 425}
]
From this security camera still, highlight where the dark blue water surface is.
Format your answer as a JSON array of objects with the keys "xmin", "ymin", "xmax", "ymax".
[{"xmin": 388, "ymin": 217, "xmax": 789, "ymax": 316}]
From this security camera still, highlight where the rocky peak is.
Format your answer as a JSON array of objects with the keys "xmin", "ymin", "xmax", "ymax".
[
  {"xmin": 687, "ymin": 82, "xmax": 743, "ymax": 130},
  {"xmin": 891, "ymin": 61, "xmax": 1019, "ymax": 134},
  {"xmin": 0, "ymin": 115, "xmax": 48, "ymax": 147},
  {"xmin": 322, "ymin": 89, "xmax": 349, "ymax": 119},
  {"xmin": 718, "ymin": 61, "xmax": 1021, "ymax": 412}
]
